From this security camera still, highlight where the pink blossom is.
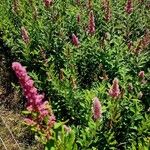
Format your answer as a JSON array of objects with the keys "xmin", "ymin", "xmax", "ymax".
[
  {"xmin": 88, "ymin": 10, "xmax": 95, "ymax": 34},
  {"xmin": 12, "ymin": 62, "xmax": 56, "ymax": 132},
  {"xmin": 138, "ymin": 71, "xmax": 144, "ymax": 78},
  {"xmin": 125, "ymin": 0, "xmax": 133, "ymax": 14},
  {"xmin": 109, "ymin": 78, "xmax": 120, "ymax": 98},
  {"xmin": 21, "ymin": 27, "xmax": 30, "ymax": 44},
  {"xmin": 44, "ymin": 0, "xmax": 52, "ymax": 7},
  {"xmin": 48, "ymin": 115, "xmax": 56, "ymax": 127},
  {"xmin": 92, "ymin": 97, "xmax": 102, "ymax": 120},
  {"xmin": 72, "ymin": 34, "xmax": 79, "ymax": 46}
]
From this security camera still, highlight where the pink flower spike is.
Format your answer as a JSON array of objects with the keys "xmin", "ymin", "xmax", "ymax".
[
  {"xmin": 44, "ymin": 0, "xmax": 52, "ymax": 7},
  {"xmin": 88, "ymin": 10, "xmax": 95, "ymax": 34},
  {"xmin": 26, "ymin": 105, "xmax": 33, "ymax": 111},
  {"xmin": 102, "ymin": 0, "xmax": 112, "ymax": 22},
  {"xmin": 21, "ymin": 27, "xmax": 30, "ymax": 44},
  {"xmin": 72, "ymin": 34, "xmax": 79, "ymax": 46},
  {"xmin": 125, "ymin": 0, "xmax": 133, "ymax": 14},
  {"xmin": 34, "ymin": 94, "xmax": 44, "ymax": 104},
  {"xmin": 92, "ymin": 97, "xmax": 102, "ymax": 121},
  {"xmin": 12, "ymin": 61, "xmax": 56, "ymax": 141},
  {"xmin": 109, "ymin": 78, "xmax": 120, "ymax": 98},
  {"xmin": 138, "ymin": 71, "xmax": 144, "ymax": 79}
]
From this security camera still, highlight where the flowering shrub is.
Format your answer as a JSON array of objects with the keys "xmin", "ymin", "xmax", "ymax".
[
  {"xmin": 0, "ymin": 0, "xmax": 150, "ymax": 149},
  {"xmin": 12, "ymin": 62, "xmax": 56, "ymax": 142}
]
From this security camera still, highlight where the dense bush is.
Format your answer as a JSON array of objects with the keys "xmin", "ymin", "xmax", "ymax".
[{"xmin": 0, "ymin": 0, "xmax": 150, "ymax": 149}]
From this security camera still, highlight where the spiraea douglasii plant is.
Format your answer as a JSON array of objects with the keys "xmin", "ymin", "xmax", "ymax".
[{"xmin": 0, "ymin": 0, "xmax": 150, "ymax": 149}]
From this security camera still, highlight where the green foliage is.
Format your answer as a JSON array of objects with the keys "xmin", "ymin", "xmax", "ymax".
[{"xmin": 0, "ymin": 0, "xmax": 150, "ymax": 149}]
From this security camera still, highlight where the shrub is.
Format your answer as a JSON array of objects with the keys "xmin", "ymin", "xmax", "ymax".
[{"xmin": 0, "ymin": 0, "xmax": 150, "ymax": 149}]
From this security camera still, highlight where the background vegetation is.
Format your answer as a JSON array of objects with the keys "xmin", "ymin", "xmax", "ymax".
[{"xmin": 0, "ymin": 0, "xmax": 150, "ymax": 149}]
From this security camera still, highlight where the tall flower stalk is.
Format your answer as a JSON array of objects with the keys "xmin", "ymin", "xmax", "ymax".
[
  {"xmin": 102, "ymin": 0, "xmax": 112, "ymax": 22},
  {"xmin": 21, "ymin": 27, "xmax": 30, "ymax": 44},
  {"xmin": 109, "ymin": 78, "xmax": 120, "ymax": 98},
  {"xmin": 125, "ymin": 0, "xmax": 133, "ymax": 14},
  {"xmin": 88, "ymin": 10, "xmax": 95, "ymax": 34},
  {"xmin": 92, "ymin": 97, "xmax": 102, "ymax": 121},
  {"xmin": 72, "ymin": 33, "xmax": 79, "ymax": 46},
  {"xmin": 87, "ymin": 0, "xmax": 92, "ymax": 9},
  {"xmin": 12, "ymin": 0, "xmax": 19, "ymax": 13},
  {"xmin": 12, "ymin": 62, "xmax": 56, "ymax": 141}
]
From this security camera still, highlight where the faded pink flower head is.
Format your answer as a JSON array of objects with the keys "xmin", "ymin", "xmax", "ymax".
[
  {"xmin": 92, "ymin": 97, "xmax": 102, "ymax": 120},
  {"xmin": 138, "ymin": 71, "xmax": 144, "ymax": 79},
  {"xmin": 64, "ymin": 125, "xmax": 71, "ymax": 133},
  {"xmin": 48, "ymin": 115, "xmax": 56, "ymax": 127},
  {"xmin": 44, "ymin": 0, "xmax": 52, "ymax": 7},
  {"xmin": 102, "ymin": 0, "xmax": 112, "ymax": 22},
  {"xmin": 21, "ymin": 27, "xmax": 30, "ymax": 44},
  {"xmin": 87, "ymin": 0, "xmax": 92, "ymax": 9},
  {"xmin": 125, "ymin": 0, "xmax": 133, "ymax": 14},
  {"xmin": 138, "ymin": 91, "xmax": 143, "ymax": 99},
  {"xmin": 127, "ymin": 41, "xmax": 132, "ymax": 50},
  {"xmin": 128, "ymin": 83, "xmax": 133, "ymax": 92},
  {"xmin": 12, "ymin": 0, "xmax": 19, "ymax": 13},
  {"xmin": 88, "ymin": 10, "xmax": 95, "ymax": 34},
  {"xmin": 109, "ymin": 78, "xmax": 120, "ymax": 98},
  {"xmin": 72, "ymin": 34, "xmax": 79, "ymax": 46}
]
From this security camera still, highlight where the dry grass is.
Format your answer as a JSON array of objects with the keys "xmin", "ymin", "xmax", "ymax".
[{"xmin": 0, "ymin": 107, "xmax": 43, "ymax": 150}]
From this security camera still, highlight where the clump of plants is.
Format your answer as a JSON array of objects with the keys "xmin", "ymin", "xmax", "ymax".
[{"xmin": 0, "ymin": 0, "xmax": 150, "ymax": 149}]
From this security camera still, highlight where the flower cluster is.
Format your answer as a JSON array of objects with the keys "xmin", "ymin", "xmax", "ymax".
[
  {"xmin": 12, "ymin": 0, "xmax": 19, "ymax": 13},
  {"xmin": 125, "ymin": 0, "xmax": 133, "ymax": 14},
  {"xmin": 88, "ymin": 10, "xmax": 95, "ymax": 34},
  {"xmin": 72, "ymin": 34, "xmax": 79, "ymax": 46},
  {"xmin": 92, "ymin": 97, "xmax": 102, "ymax": 121},
  {"xmin": 87, "ymin": 0, "xmax": 92, "ymax": 9},
  {"xmin": 135, "ymin": 30, "xmax": 150, "ymax": 54},
  {"xmin": 138, "ymin": 71, "xmax": 144, "ymax": 79},
  {"xmin": 102, "ymin": 0, "xmax": 112, "ymax": 22},
  {"xmin": 21, "ymin": 27, "xmax": 30, "ymax": 44},
  {"xmin": 109, "ymin": 78, "xmax": 120, "ymax": 98},
  {"xmin": 12, "ymin": 62, "xmax": 56, "ymax": 140},
  {"xmin": 43, "ymin": 0, "xmax": 52, "ymax": 7}
]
